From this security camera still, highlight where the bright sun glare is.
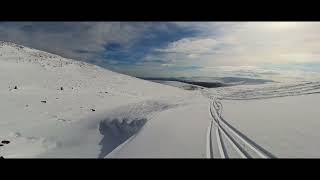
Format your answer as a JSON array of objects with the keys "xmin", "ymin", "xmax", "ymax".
[{"xmin": 267, "ymin": 22, "xmax": 299, "ymax": 29}]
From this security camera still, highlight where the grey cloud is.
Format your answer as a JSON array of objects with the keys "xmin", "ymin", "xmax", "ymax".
[{"xmin": 0, "ymin": 22, "xmax": 159, "ymax": 61}]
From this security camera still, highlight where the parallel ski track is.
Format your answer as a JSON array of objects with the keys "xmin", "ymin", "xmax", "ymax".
[
  {"xmin": 204, "ymin": 81, "xmax": 320, "ymax": 158},
  {"xmin": 223, "ymin": 82, "xmax": 320, "ymax": 101},
  {"xmin": 208, "ymin": 97, "xmax": 276, "ymax": 158},
  {"xmin": 209, "ymin": 100, "xmax": 250, "ymax": 158}
]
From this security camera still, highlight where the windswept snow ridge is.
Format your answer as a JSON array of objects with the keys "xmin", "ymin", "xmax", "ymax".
[{"xmin": 97, "ymin": 100, "xmax": 178, "ymax": 157}]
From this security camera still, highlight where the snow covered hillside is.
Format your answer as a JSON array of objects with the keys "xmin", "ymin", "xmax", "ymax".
[
  {"xmin": 2, "ymin": 41, "xmax": 320, "ymax": 158},
  {"xmin": 0, "ymin": 41, "xmax": 210, "ymax": 158}
]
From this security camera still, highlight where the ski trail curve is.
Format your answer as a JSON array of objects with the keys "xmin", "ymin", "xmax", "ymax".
[
  {"xmin": 209, "ymin": 97, "xmax": 276, "ymax": 158},
  {"xmin": 210, "ymin": 102, "xmax": 250, "ymax": 158},
  {"xmin": 206, "ymin": 120, "xmax": 213, "ymax": 158}
]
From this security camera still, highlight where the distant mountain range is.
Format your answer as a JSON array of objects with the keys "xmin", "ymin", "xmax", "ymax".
[{"xmin": 139, "ymin": 76, "xmax": 274, "ymax": 88}]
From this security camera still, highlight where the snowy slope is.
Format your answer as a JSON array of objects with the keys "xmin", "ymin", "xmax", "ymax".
[
  {"xmin": 3, "ymin": 41, "xmax": 318, "ymax": 158},
  {"xmin": 107, "ymin": 97, "xmax": 211, "ymax": 158},
  {"xmin": 0, "ymin": 41, "xmax": 210, "ymax": 158},
  {"xmin": 221, "ymin": 94, "xmax": 320, "ymax": 158},
  {"xmin": 203, "ymin": 81, "xmax": 320, "ymax": 158}
]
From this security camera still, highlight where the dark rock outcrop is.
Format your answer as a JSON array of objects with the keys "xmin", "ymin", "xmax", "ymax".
[{"xmin": 1, "ymin": 140, "xmax": 10, "ymax": 144}]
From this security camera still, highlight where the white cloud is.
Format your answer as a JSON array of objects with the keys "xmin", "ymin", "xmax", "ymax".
[
  {"xmin": 3, "ymin": 22, "xmax": 320, "ymax": 79},
  {"xmin": 156, "ymin": 37, "xmax": 219, "ymax": 54},
  {"xmin": 153, "ymin": 22, "xmax": 320, "ymax": 68},
  {"xmin": 195, "ymin": 65, "xmax": 320, "ymax": 82}
]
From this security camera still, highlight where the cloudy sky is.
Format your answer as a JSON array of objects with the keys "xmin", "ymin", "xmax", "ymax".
[{"xmin": 1, "ymin": 22, "xmax": 320, "ymax": 80}]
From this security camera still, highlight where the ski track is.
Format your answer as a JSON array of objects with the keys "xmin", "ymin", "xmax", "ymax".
[
  {"xmin": 209, "ymin": 100, "xmax": 250, "ymax": 158},
  {"xmin": 206, "ymin": 120, "xmax": 213, "ymax": 158},
  {"xmin": 204, "ymin": 80, "xmax": 320, "ymax": 158},
  {"xmin": 221, "ymin": 81, "xmax": 320, "ymax": 101},
  {"xmin": 107, "ymin": 80, "xmax": 320, "ymax": 158},
  {"xmin": 206, "ymin": 95, "xmax": 276, "ymax": 159},
  {"xmin": 216, "ymin": 127, "xmax": 227, "ymax": 158}
]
